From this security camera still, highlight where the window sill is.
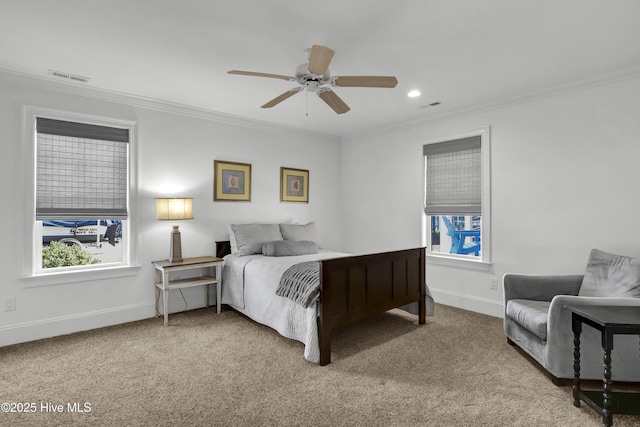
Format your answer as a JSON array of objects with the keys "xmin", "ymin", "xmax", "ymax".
[
  {"xmin": 19, "ymin": 264, "xmax": 142, "ymax": 288},
  {"xmin": 427, "ymin": 253, "xmax": 492, "ymax": 271}
]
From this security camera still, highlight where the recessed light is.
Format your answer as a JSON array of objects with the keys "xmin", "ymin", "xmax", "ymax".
[{"xmin": 407, "ymin": 90, "xmax": 421, "ymax": 98}]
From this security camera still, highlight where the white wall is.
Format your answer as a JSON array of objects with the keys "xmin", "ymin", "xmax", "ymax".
[
  {"xmin": 0, "ymin": 73, "xmax": 342, "ymax": 346},
  {"xmin": 340, "ymin": 75, "xmax": 640, "ymax": 317},
  {"xmin": 2, "ymin": 70, "xmax": 639, "ymax": 345}
]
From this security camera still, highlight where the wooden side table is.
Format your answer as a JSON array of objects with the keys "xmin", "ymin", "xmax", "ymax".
[
  {"xmin": 564, "ymin": 304, "xmax": 640, "ymax": 427},
  {"xmin": 152, "ymin": 256, "xmax": 223, "ymax": 326}
]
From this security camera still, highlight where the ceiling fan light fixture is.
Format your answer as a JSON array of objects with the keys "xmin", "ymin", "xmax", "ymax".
[
  {"xmin": 305, "ymin": 81, "xmax": 321, "ymax": 92},
  {"xmin": 408, "ymin": 90, "xmax": 421, "ymax": 98}
]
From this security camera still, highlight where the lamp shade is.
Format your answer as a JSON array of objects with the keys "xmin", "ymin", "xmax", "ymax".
[{"xmin": 155, "ymin": 198, "xmax": 194, "ymax": 221}]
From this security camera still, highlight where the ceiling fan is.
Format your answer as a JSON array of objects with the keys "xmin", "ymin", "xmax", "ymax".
[{"xmin": 228, "ymin": 45, "xmax": 398, "ymax": 114}]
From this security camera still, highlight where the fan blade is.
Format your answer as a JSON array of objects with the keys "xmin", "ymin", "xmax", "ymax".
[
  {"xmin": 317, "ymin": 89, "xmax": 350, "ymax": 114},
  {"xmin": 228, "ymin": 70, "xmax": 294, "ymax": 81},
  {"xmin": 308, "ymin": 45, "xmax": 335, "ymax": 75},
  {"xmin": 333, "ymin": 76, "xmax": 398, "ymax": 88},
  {"xmin": 261, "ymin": 87, "xmax": 303, "ymax": 108}
]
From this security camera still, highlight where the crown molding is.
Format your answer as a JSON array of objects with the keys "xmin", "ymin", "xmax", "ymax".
[
  {"xmin": 342, "ymin": 65, "xmax": 640, "ymax": 142},
  {"xmin": 0, "ymin": 68, "xmax": 338, "ymax": 141},
  {"xmin": 4, "ymin": 65, "xmax": 638, "ymax": 144}
]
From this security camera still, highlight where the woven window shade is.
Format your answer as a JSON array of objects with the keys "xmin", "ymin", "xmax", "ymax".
[
  {"xmin": 424, "ymin": 136, "xmax": 481, "ymax": 215},
  {"xmin": 36, "ymin": 118, "xmax": 129, "ymax": 220}
]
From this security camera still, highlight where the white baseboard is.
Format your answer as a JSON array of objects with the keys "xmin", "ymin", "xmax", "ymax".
[
  {"xmin": 0, "ymin": 291, "xmax": 217, "ymax": 347},
  {"xmin": 1, "ymin": 288, "xmax": 499, "ymax": 347},
  {"xmin": 430, "ymin": 288, "xmax": 504, "ymax": 318},
  {"xmin": 0, "ymin": 302, "xmax": 153, "ymax": 347}
]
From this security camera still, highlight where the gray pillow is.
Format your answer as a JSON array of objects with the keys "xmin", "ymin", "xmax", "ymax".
[
  {"xmin": 262, "ymin": 240, "xmax": 319, "ymax": 257},
  {"xmin": 279, "ymin": 222, "xmax": 317, "ymax": 242},
  {"xmin": 230, "ymin": 224, "xmax": 283, "ymax": 256},
  {"xmin": 579, "ymin": 248, "xmax": 640, "ymax": 297}
]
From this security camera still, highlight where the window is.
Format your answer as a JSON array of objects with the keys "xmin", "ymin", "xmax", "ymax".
[
  {"xmin": 22, "ymin": 107, "xmax": 138, "ymax": 281},
  {"xmin": 423, "ymin": 126, "xmax": 491, "ymax": 265}
]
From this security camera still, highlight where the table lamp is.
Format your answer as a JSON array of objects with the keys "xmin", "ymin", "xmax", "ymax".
[{"xmin": 155, "ymin": 197, "xmax": 194, "ymax": 263}]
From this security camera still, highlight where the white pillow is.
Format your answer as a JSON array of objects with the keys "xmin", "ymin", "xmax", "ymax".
[
  {"xmin": 227, "ymin": 224, "xmax": 239, "ymax": 254},
  {"xmin": 279, "ymin": 222, "xmax": 317, "ymax": 242},
  {"xmin": 229, "ymin": 224, "xmax": 283, "ymax": 256}
]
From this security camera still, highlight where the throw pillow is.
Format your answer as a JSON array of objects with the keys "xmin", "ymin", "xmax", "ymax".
[
  {"xmin": 262, "ymin": 240, "xmax": 319, "ymax": 257},
  {"xmin": 579, "ymin": 248, "xmax": 640, "ymax": 297}
]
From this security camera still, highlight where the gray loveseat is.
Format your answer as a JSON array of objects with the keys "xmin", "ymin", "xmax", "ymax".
[{"xmin": 503, "ymin": 248, "xmax": 640, "ymax": 384}]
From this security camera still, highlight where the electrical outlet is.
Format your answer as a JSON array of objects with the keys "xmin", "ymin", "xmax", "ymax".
[
  {"xmin": 489, "ymin": 277, "xmax": 498, "ymax": 290},
  {"xmin": 5, "ymin": 297, "xmax": 16, "ymax": 312}
]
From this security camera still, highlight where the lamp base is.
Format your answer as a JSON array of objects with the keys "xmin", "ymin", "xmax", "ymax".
[{"xmin": 169, "ymin": 224, "xmax": 183, "ymax": 263}]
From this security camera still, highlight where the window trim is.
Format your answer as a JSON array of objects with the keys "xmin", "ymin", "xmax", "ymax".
[
  {"xmin": 422, "ymin": 125, "xmax": 491, "ymax": 267},
  {"xmin": 21, "ymin": 106, "xmax": 140, "ymax": 284}
]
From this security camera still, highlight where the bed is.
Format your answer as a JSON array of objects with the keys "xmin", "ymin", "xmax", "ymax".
[{"xmin": 217, "ymin": 223, "xmax": 435, "ymax": 365}]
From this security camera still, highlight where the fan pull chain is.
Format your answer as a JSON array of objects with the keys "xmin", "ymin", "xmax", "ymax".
[{"xmin": 305, "ymin": 88, "xmax": 309, "ymax": 116}]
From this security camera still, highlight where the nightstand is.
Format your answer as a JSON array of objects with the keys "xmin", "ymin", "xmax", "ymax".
[{"xmin": 152, "ymin": 256, "xmax": 223, "ymax": 326}]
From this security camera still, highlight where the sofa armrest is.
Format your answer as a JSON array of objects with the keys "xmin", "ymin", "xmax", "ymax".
[
  {"xmin": 548, "ymin": 295, "xmax": 640, "ymax": 338},
  {"xmin": 544, "ymin": 295, "xmax": 640, "ymax": 377},
  {"xmin": 503, "ymin": 274, "xmax": 583, "ymax": 304}
]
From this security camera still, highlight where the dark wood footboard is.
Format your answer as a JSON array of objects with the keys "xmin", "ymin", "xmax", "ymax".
[{"xmin": 318, "ymin": 247, "xmax": 426, "ymax": 365}]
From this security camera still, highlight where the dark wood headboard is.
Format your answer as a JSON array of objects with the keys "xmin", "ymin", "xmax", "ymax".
[{"xmin": 215, "ymin": 240, "xmax": 231, "ymax": 258}]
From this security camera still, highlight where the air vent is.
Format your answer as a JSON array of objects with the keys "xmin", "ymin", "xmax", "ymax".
[
  {"xmin": 419, "ymin": 101, "xmax": 442, "ymax": 109},
  {"xmin": 48, "ymin": 69, "xmax": 90, "ymax": 83}
]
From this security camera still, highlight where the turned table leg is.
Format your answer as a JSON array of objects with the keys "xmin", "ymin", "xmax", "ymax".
[
  {"xmin": 571, "ymin": 313, "xmax": 582, "ymax": 408},
  {"xmin": 602, "ymin": 331, "xmax": 614, "ymax": 427}
]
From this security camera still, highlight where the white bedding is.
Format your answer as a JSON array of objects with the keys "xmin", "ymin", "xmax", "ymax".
[{"xmin": 220, "ymin": 250, "xmax": 350, "ymax": 363}]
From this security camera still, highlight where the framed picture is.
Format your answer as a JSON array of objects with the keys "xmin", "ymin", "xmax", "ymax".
[
  {"xmin": 280, "ymin": 167, "xmax": 309, "ymax": 203},
  {"xmin": 214, "ymin": 160, "xmax": 251, "ymax": 201}
]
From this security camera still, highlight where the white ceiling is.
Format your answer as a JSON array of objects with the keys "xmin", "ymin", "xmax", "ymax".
[{"xmin": 2, "ymin": 0, "xmax": 640, "ymax": 138}]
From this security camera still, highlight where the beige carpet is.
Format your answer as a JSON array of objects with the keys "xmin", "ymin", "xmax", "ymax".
[{"xmin": 1, "ymin": 303, "xmax": 639, "ymax": 427}]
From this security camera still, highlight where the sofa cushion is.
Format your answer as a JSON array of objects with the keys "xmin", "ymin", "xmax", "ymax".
[
  {"xmin": 579, "ymin": 249, "xmax": 640, "ymax": 297},
  {"xmin": 506, "ymin": 299, "xmax": 550, "ymax": 341}
]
